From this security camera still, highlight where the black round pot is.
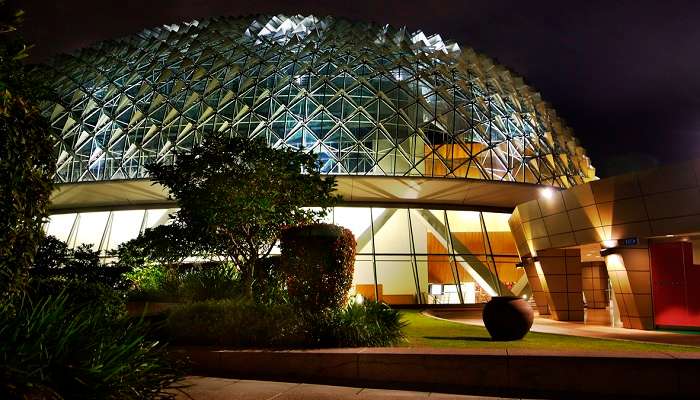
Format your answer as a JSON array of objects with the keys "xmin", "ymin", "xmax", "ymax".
[{"xmin": 482, "ymin": 296, "xmax": 534, "ymax": 341}]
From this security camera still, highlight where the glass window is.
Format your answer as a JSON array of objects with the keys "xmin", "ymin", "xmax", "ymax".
[
  {"xmin": 45, "ymin": 213, "xmax": 77, "ymax": 243},
  {"xmin": 74, "ymin": 211, "xmax": 110, "ymax": 250},
  {"xmin": 107, "ymin": 210, "xmax": 146, "ymax": 250}
]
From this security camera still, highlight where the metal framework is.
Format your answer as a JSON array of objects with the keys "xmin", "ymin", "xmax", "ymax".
[{"xmin": 40, "ymin": 14, "xmax": 594, "ymax": 186}]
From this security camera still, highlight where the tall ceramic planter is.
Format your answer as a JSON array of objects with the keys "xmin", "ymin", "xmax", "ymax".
[{"xmin": 482, "ymin": 296, "xmax": 534, "ymax": 341}]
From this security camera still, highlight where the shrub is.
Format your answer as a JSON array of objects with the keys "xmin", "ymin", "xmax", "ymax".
[
  {"xmin": 310, "ymin": 300, "xmax": 406, "ymax": 347},
  {"xmin": 252, "ymin": 256, "xmax": 287, "ymax": 305},
  {"xmin": 0, "ymin": 7, "xmax": 56, "ymax": 298},
  {"xmin": 0, "ymin": 292, "xmax": 183, "ymax": 399},
  {"xmin": 125, "ymin": 264, "xmax": 181, "ymax": 302},
  {"xmin": 33, "ymin": 235, "xmax": 132, "ymax": 291},
  {"xmin": 126, "ymin": 263, "xmax": 247, "ymax": 302},
  {"xmin": 27, "ymin": 278, "xmax": 126, "ymax": 319},
  {"xmin": 165, "ymin": 298, "xmax": 303, "ymax": 347},
  {"xmin": 179, "ymin": 263, "xmax": 241, "ymax": 301},
  {"xmin": 280, "ymin": 223, "xmax": 356, "ymax": 311}
]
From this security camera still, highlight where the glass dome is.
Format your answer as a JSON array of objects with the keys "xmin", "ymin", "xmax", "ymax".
[{"xmin": 40, "ymin": 14, "xmax": 595, "ymax": 186}]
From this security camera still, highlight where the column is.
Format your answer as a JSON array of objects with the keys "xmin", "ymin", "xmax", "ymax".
[
  {"xmin": 534, "ymin": 249, "xmax": 584, "ymax": 321},
  {"xmin": 604, "ymin": 246, "xmax": 654, "ymax": 330},
  {"xmin": 523, "ymin": 259, "xmax": 550, "ymax": 315}
]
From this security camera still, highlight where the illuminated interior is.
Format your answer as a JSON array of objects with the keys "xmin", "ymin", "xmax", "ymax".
[{"xmin": 45, "ymin": 206, "xmax": 524, "ymax": 304}]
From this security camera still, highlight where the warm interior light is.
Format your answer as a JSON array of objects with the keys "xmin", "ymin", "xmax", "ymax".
[{"xmin": 665, "ymin": 234, "xmax": 674, "ymax": 238}]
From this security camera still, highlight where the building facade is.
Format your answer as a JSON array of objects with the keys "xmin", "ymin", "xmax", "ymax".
[{"xmin": 41, "ymin": 15, "xmax": 596, "ymax": 306}]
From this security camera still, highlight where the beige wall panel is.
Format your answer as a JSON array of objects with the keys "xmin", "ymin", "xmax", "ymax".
[
  {"xmin": 650, "ymin": 214, "xmax": 700, "ymax": 236},
  {"xmin": 644, "ymin": 188, "xmax": 700, "ymax": 220},
  {"xmin": 549, "ymin": 232, "xmax": 576, "ymax": 248},
  {"xmin": 627, "ymin": 271, "xmax": 652, "ymax": 294},
  {"xmin": 610, "ymin": 221, "xmax": 652, "ymax": 240},
  {"xmin": 537, "ymin": 191, "xmax": 566, "ymax": 216},
  {"xmin": 596, "ymin": 198, "xmax": 648, "ymax": 226},
  {"xmin": 562, "ymin": 183, "xmax": 595, "ymax": 209},
  {"xmin": 543, "ymin": 213, "xmax": 572, "ymax": 235},
  {"xmin": 590, "ymin": 174, "xmax": 641, "ymax": 203},
  {"xmin": 523, "ymin": 219, "xmax": 548, "ymax": 239},
  {"xmin": 618, "ymin": 248, "xmax": 650, "ymax": 271},
  {"xmin": 637, "ymin": 162, "xmax": 697, "ymax": 194},
  {"xmin": 573, "ymin": 227, "xmax": 605, "ymax": 245},
  {"xmin": 518, "ymin": 200, "xmax": 542, "ymax": 222},
  {"xmin": 568, "ymin": 205, "xmax": 602, "ymax": 231},
  {"xmin": 531, "ymin": 237, "xmax": 552, "ymax": 253}
]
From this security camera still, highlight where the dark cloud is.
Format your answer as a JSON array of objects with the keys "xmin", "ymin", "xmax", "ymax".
[{"xmin": 13, "ymin": 0, "xmax": 700, "ymax": 177}]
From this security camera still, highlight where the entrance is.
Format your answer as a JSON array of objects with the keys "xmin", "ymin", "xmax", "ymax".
[{"xmin": 650, "ymin": 241, "xmax": 700, "ymax": 328}]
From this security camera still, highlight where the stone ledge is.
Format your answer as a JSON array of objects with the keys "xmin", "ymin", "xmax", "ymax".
[{"xmin": 170, "ymin": 346, "xmax": 700, "ymax": 399}]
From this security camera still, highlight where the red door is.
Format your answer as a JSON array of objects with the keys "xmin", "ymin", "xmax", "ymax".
[{"xmin": 650, "ymin": 242, "xmax": 700, "ymax": 328}]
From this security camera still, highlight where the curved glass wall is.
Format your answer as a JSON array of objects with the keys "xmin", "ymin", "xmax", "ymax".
[{"xmin": 45, "ymin": 206, "xmax": 526, "ymax": 304}]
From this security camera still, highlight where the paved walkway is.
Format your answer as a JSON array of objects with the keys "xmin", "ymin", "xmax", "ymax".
[
  {"xmin": 167, "ymin": 377, "xmax": 524, "ymax": 400},
  {"xmin": 428, "ymin": 310, "xmax": 700, "ymax": 347}
]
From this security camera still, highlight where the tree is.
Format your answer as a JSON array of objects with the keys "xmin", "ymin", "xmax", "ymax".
[
  {"xmin": 147, "ymin": 135, "xmax": 338, "ymax": 296},
  {"xmin": 0, "ymin": 5, "xmax": 56, "ymax": 297}
]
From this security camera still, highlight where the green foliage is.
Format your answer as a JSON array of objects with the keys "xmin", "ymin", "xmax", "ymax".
[
  {"xmin": 309, "ymin": 301, "xmax": 406, "ymax": 347},
  {"xmin": 164, "ymin": 298, "xmax": 404, "ymax": 349},
  {"xmin": 0, "ymin": 292, "xmax": 183, "ymax": 399},
  {"xmin": 252, "ymin": 255, "xmax": 288, "ymax": 305},
  {"xmin": 28, "ymin": 278, "xmax": 126, "ymax": 319},
  {"xmin": 179, "ymin": 263, "xmax": 241, "ymax": 302},
  {"xmin": 146, "ymin": 135, "xmax": 338, "ymax": 296},
  {"xmin": 125, "ymin": 264, "xmax": 181, "ymax": 303},
  {"xmin": 112, "ymin": 224, "xmax": 201, "ymax": 268},
  {"xmin": 165, "ymin": 298, "xmax": 303, "ymax": 347},
  {"xmin": 126, "ymin": 263, "xmax": 244, "ymax": 303},
  {"xmin": 280, "ymin": 223, "xmax": 356, "ymax": 312},
  {"xmin": 0, "ymin": 4, "xmax": 56, "ymax": 297},
  {"xmin": 33, "ymin": 235, "xmax": 131, "ymax": 291}
]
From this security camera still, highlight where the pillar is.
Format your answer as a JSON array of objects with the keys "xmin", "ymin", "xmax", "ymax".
[
  {"xmin": 523, "ymin": 259, "xmax": 550, "ymax": 315},
  {"xmin": 534, "ymin": 249, "xmax": 584, "ymax": 321},
  {"xmin": 604, "ymin": 246, "xmax": 654, "ymax": 330},
  {"xmin": 582, "ymin": 261, "xmax": 609, "ymax": 309}
]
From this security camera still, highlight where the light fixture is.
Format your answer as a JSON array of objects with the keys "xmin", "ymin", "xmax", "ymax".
[
  {"xmin": 540, "ymin": 187, "xmax": 555, "ymax": 199},
  {"xmin": 600, "ymin": 248, "xmax": 618, "ymax": 257},
  {"xmin": 665, "ymin": 234, "xmax": 674, "ymax": 238},
  {"xmin": 602, "ymin": 239, "xmax": 618, "ymax": 249}
]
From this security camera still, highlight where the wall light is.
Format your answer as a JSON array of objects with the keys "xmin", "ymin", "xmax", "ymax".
[
  {"xmin": 602, "ymin": 239, "xmax": 618, "ymax": 249},
  {"xmin": 540, "ymin": 187, "xmax": 555, "ymax": 199}
]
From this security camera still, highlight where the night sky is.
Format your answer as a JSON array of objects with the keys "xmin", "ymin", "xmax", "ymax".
[{"xmin": 13, "ymin": 0, "xmax": 700, "ymax": 178}]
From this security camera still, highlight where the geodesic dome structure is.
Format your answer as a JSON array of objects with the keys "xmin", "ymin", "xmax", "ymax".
[{"xmin": 40, "ymin": 14, "xmax": 595, "ymax": 186}]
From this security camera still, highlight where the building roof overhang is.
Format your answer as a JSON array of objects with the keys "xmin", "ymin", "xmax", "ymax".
[{"xmin": 49, "ymin": 176, "xmax": 552, "ymax": 214}]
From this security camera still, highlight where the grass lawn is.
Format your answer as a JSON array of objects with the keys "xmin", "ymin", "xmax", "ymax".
[{"xmin": 400, "ymin": 310, "xmax": 700, "ymax": 353}]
